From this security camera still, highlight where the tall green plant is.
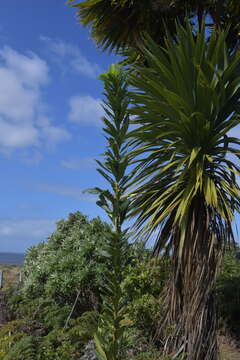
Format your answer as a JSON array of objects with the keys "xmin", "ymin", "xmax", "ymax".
[
  {"xmin": 129, "ymin": 24, "xmax": 240, "ymax": 359},
  {"xmin": 88, "ymin": 64, "xmax": 132, "ymax": 360}
]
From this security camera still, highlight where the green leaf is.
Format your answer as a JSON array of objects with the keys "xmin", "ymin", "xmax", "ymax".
[
  {"xmin": 94, "ymin": 333, "xmax": 108, "ymax": 360},
  {"xmin": 188, "ymin": 147, "xmax": 201, "ymax": 168}
]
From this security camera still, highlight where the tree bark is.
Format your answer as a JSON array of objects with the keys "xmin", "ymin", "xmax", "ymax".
[{"xmin": 158, "ymin": 202, "xmax": 223, "ymax": 359}]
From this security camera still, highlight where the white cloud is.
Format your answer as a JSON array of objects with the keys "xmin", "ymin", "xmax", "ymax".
[
  {"xmin": 61, "ymin": 157, "xmax": 96, "ymax": 170},
  {"xmin": 69, "ymin": 95, "xmax": 104, "ymax": 126},
  {"xmin": 0, "ymin": 46, "xmax": 70, "ymax": 153},
  {"xmin": 0, "ymin": 218, "xmax": 57, "ymax": 252},
  {"xmin": 35, "ymin": 183, "xmax": 97, "ymax": 202},
  {"xmin": 42, "ymin": 125, "xmax": 71, "ymax": 145},
  {"xmin": 40, "ymin": 36, "xmax": 100, "ymax": 79},
  {"xmin": 0, "ymin": 67, "xmax": 39, "ymax": 122},
  {"xmin": 0, "ymin": 120, "xmax": 39, "ymax": 148},
  {"xmin": 37, "ymin": 116, "xmax": 71, "ymax": 148},
  {"xmin": 0, "ymin": 46, "xmax": 49, "ymax": 87}
]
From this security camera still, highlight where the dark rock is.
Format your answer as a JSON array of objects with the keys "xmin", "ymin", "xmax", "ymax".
[{"xmin": 79, "ymin": 340, "xmax": 97, "ymax": 360}]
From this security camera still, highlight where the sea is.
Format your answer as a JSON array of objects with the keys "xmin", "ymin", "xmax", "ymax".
[{"xmin": 0, "ymin": 253, "xmax": 24, "ymax": 265}]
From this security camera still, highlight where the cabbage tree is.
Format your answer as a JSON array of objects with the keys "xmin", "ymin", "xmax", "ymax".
[
  {"xmin": 129, "ymin": 24, "xmax": 240, "ymax": 359},
  {"xmin": 69, "ymin": 0, "xmax": 240, "ymax": 53}
]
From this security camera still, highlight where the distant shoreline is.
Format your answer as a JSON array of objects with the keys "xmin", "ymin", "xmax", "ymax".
[{"xmin": 0, "ymin": 253, "xmax": 24, "ymax": 265}]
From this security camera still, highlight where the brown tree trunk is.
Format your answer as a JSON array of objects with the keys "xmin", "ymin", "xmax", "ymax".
[{"xmin": 157, "ymin": 202, "xmax": 223, "ymax": 359}]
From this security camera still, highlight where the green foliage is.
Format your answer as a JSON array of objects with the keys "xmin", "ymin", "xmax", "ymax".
[
  {"xmin": 4, "ymin": 336, "xmax": 37, "ymax": 360},
  {"xmin": 69, "ymin": 0, "xmax": 177, "ymax": 52},
  {"xmin": 20, "ymin": 212, "xmax": 112, "ymax": 320},
  {"xmin": 69, "ymin": 0, "xmax": 240, "ymax": 53},
  {"xmin": 0, "ymin": 312, "xmax": 97, "ymax": 360},
  {"xmin": 129, "ymin": 23, "xmax": 240, "ymax": 358},
  {"xmin": 5, "ymin": 209, "xmax": 156, "ymax": 360},
  {"xmin": 0, "ymin": 322, "xmax": 25, "ymax": 359},
  {"xmin": 90, "ymin": 64, "xmax": 132, "ymax": 360},
  {"xmin": 35, "ymin": 312, "xmax": 97, "ymax": 360},
  {"xmin": 128, "ymin": 294, "xmax": 161, "ymax": 336},
  {"xmin": 130, "ymin": 24, "xmax": 240, "ymax": 242},
  {"xmin": 122, "ymin": 258, "xmax": 169, "ymax": 336},
  {"xmin": 217, "ymin": 249, "xmax": 240, "ymax": 337},
  {"xmin": 3, "ymin": 212, "xmax": 116, "ymax": 360},
  {"xmin": 37, "ymin": 328, "xmax": 82, "ymax": 360},
  {"xmin": 0, "ymin": 320, "xmax": 42, "ymax": 360},
  {"xmin": 131, "ymin": 351, "xmax": 164, "ymax": 360},
  {"xmin": 123, "ymin": 258, "xmax": 169, "ymax": 300},
  {"xmin": 3, "ymin": 233, "xmax": 240, "ymax": 359}
]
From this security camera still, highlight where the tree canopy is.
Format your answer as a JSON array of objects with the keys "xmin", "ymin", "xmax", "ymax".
[{"xmin": 69, "ymin": 0, "xmax": 240, "ymax": 53}]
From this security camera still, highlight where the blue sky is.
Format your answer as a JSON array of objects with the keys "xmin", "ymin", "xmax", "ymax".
[
  {"xmin": 0, "ymin": 2, "xmax": 239, "ymax": 253},
  {"xmin": 0, "ymin": 1, "xmax": 117, "ymax": 252}
]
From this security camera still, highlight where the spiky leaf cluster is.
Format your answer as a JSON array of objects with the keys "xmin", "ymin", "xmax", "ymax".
[
  {"xmin": 129, "ymin": 24, "xmax": 240, "ymax": 253},
  {"xmin": 89, "ymin": 64, "xmax": 132, "ymax": 230},
  {"xmin": 69, "ymin": 0, "xmax": 240, "ymax": 53},
  {"xmin": 89, "ymin": 65, "xmax": 132, "ymax": 360}
]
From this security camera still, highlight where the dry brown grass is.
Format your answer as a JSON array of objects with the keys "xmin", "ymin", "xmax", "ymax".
[
  {"xmin": 219, "ymin": 336, "xmax": 240, "ymax": 360},
  {"xmin": 220, "ymin": 346, "xmax": 240, "ymax": 360}
]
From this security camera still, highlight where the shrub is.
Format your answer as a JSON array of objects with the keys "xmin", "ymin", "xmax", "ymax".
[
  {"xmin": 4, "ymin": 335, "xmax": 37, "ymax": 360},
  {"xmin": 217, "ymin": 248, "xmax": 240, "ymax": 337},
  {"xmin": 21, "ymin": 212, "xmax": 112, "ymax": 316},
  {"xmin": 0, "ymin": 312, "xmax": 97, "ymax": 360},
  {"xmin": 122, "ymin": 257, "xmax": 169, "ymax": 337}
]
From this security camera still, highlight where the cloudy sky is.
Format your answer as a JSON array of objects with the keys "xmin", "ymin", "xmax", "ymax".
[
  {"xmin": 1, "ymin": 2, "xmax": 240, "ymax": 253},
  {"xmin": 0, "ymin": 1, "xmax": 117, "ymax": 252}
]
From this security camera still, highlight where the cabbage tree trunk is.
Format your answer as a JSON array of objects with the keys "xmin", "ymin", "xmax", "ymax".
[{"xmin": 159, "ymin": 200, "xmax": 223, "ymax": 359}]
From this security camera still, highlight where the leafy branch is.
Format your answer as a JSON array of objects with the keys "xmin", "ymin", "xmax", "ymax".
[{"xmin": 88, "ymin": 64, "xmax": 133, "ymax": 360}]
